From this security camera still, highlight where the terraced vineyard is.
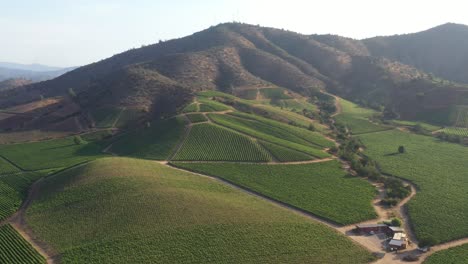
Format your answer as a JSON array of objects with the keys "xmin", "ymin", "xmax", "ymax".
[
  {"xmin": 359, "ymin": 130, "xmax": 468, "ymax": 244},
  {"xmin": 198, "ymin": 97, "xmax": 232, "ymax": 112},
  {"xmin": 335, "ymin": 98, "xmax": 391, "ymax": 134},
  {"xmin": 173, "ymin": 123, "xmax": 271, "ymax": 161},
  {"xmin": 26, "ymin": 158, "xmax": 375, "ymax": 263},
  {"xmin": 208, "ymin": 114, "xmax": 330, "ymax": 158},
  {"xmin": 173, "ymin": 161, "xmax": 376, "ymax": 225},
  {"xmin": 182, "ymin": 103, "xmax": 199, "ymax": 113},
  {"xmin": 110, "ymin": 117, "xmax": 186, "ymax": 160},
  {"xmin": 0, "ymin": 224, "xmax": 45, "ymax": 264}
]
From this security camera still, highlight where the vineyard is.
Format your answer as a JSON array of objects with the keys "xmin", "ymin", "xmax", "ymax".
[
  {"xmin": 454, "ymin": 106, "xmax": 468, "ymax": 128},
  {"xmin": 110, "ymin": 117, "xmax": 186, "ymax": 160},
  {"xmin": 186, "ymin": 113, "xmax": 208, "ymax": 123},
  {"xmin": 0, "ymin": 170, "xmax": 55, "ymax": 221},
  {"xmin": 0, "ymin": 135, "xmax": 107, "ymax": 170},
  {"xmin": 182, "ymin": 103, "xmax": 199, "ymax": 113},
  {"xmin": 173, "ymin": 161, "xmax": 377, "ymax": 225},
  {"xmin": 0, "ymin": 157, "xmax": 20, "ymax": 175},
  {"xmin": 424, "ymin": 244, "xmax": 468, "ymax": 264},
  {"xmin": 26, "ymin": 158, "xmax": 375, "ymax": 263},
  {"xmin": 90, "ymin": 107, "xmax": 122, "ymax": 128},
  {"xmin": 359, "ymin": 130, "xmax": 468, "ymax": 244},
  {"xmin": 197, "ymin": 97, "xmax": 232, "ymax": 112},
  {"xmin": 336, "ymin": 99, "xmax": 391, "ymax": 134},
  {"xmin": 208, "ymin": 113, "xmax": 331, "ymax": 158},
  {"xmin": 0, "ymin": 224, "xmax": 45, "ymax": 264},
  {"xmin": 173, "ymin": 123, "xmax": 271, "ymax": 161},
  {"xmin": 440, "ymin": 127, "xmax": 468, "ymax": 137},
  {"xmin": 259, "ymin": 141, "xmax": 314, "ymax": 162}
]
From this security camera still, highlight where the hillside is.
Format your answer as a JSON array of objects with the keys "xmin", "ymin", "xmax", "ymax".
[
  {"xmin": 26, "ymin": 158, "xmax": 374, "ymax": 263},
  {"xmin": 364, "ymin": 23, "xmax": 468, "ymax": 84}
]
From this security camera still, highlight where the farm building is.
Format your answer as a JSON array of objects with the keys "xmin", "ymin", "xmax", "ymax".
[
  {"xmin": 388, "ymin": 226, "xmax": 405, "ymax": 235},
  {"xmin": 389, "ymin": 232, "xmax": 408, "ymax": 251},
  {"xmin": 355, "ymin": 224, "xmax": 390, "ymax": 234}
]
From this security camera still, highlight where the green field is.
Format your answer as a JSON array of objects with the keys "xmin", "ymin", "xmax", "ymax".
[
  {"xmin": 260, "ymin": 141, "xmax": 314, "ymax": 162},
  {"xmin": 26, "ymin": 158, "xmax": 374, "ymax": 264},
  {"xmin": 279, "ymin": 99, "xmax": 317, "ymax": 112},
  {"xmin": 424, "ymin": 244, "xmax": 468, "ymax": 264},
  {"xmin": 110, "ymin": 117, "xmax": 186, "ymax": 160},
  {"xmin": 209, "ymin": 114, "xmax": 331, "ymax": 158},
  {"xmin": 185, "ymin": 113, "xmax": 208, "ymax": 123},
  {"xmin": 173, "ymin": 161, "xmax": 376, "ymax": 225},
  {"xmin": 359, "ymin": 130, "xmax": 468, "ymax": 244},
  {"xmin": 0, "ymin": 224, "xmax": 45, "ymax": 264},
  {"xmin": 259, "ymin": 87, "xmax": 291, "ymax": 99},
  {"xmin": 0, "ymin": 136, "xmax": 108, "ymax": 171},
  {"xmin": 336, "ymin": 98, "xmax": 391, "ymax": 134},
  {"xmin": 0, "ymin": 170, "xmax": 57, "ymax": 221},
  {"xmin": 0, "ymin": 157, "xmax": 20, "ymax": 175},
  {"xmin": 173, "ymin": 123, "xmax": 271, "ymax": 161}
]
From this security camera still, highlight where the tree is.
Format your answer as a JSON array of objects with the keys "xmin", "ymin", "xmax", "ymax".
[
  {"xmin": 391, "ymin": 218, "xmax": 402, "ymax": 227},
  {"xmin": 398, "ymin": 146, "xmax": 405, "ymax": 154},
  {"xmin": 73, "ymin": 135, "xmax": 85, "ymax": 145}
]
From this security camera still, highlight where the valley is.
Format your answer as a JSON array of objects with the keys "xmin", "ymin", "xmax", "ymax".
[{"xmin": 0, "ymin": 22, "xmax": 467, "ymax": 264}]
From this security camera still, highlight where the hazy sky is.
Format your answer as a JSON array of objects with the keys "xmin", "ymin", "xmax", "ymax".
[{"xmin": 1, "ymin": 0, "xmax": 466, "ymax": 67}]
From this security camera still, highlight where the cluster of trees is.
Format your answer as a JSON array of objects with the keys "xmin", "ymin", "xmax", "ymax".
[{"xmin": 330, "ymin": 124, "xmax": 410, "ymax": 207}]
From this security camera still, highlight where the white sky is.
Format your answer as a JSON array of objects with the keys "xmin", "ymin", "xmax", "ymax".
[{"xmin": 0, "ymin": 0, "xmax": 466, "ymax": 67}]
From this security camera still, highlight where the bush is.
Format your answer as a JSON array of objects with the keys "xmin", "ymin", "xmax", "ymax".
[
  {"xmin": 391, "ymin": 218, "xmax": 402, "ymax": 227},
  {"xmin": 419, "ymin": 237, "xmax": 437, "ymax": 247},
  {"xmin": 73, "ymin": 136, "xmax": 86, "ymax": 145}
]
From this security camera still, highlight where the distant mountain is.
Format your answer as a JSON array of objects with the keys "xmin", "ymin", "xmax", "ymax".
[
  {"xmin": 363, "ymin": 23, "xmax": 468, "ymax": 84},
  {"xmin": 0, "ymin": 62, "xmax": 68, "ymax": 72},
  {"xmin": 1, "ymin": 23, "xmax": 467, "ymax": 132},
  {"xmin": 0, "ymin": 62, "xmax": 77, "ymax": 82},
  {"xmin": 0, "ymin": 78, "xmax": 33, "ymax": 91}
]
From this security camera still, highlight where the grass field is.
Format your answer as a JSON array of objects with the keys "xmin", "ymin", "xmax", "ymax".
[
  {"xmin": 0, "ymin": 224, "xmax": 45, "ymax": 264},
  {"xmin": 26, "ymin": 158, "xmax": 375, "ymax": 264},
  {"xmin": 209, "ymin": 114, "xmax": 330, "ymax": 159},
  {"xmin": 110, "ymin": 117, "xmax": 186, "ymax": 160},
  {"xmin": 359, "ymin": 130, "xmax": 468, "ymax": 244},
  {"xmin": 0, "ymin": 169, "xmax": 57, "ymax": 221},
  {"xmin": 259, "ymin": 87, "xmax": 291, "ymax": 99},
  {"xmin": 173, "ymin": 161, "xmax": 377, "ymax": 225},
  {"xmin": 336, "ymin": 99, "xmax": 391, "ymax": 134},
  {"xmin": 186, "ymin": 113, "xmax": 208, "ymax": 123},
  {"xmin": 423, "ymin": 244, "xmax": 468, "ymax": 264},
  {"xmin": 173, "ymin": 123, "xmax": 271, "ymax": 162},
  {"xmin": 0, "ymin": 136, "xmax": 108, "ymax": 171}
]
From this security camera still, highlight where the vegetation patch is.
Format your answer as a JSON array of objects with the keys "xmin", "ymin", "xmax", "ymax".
[
  {"xmin": 90, "ymin": 107, "xmax": 122, "ymax": 128},
  {"xmin": 110, "ymin": 117, "xmax": 186, "ymax": 160},
  {"xmin": 0, "ymin": 224, "xmax": 45, "ymax": 264},
  {"xmin": 182, "ymin": 103, "xmax": 199, "ymax": 113},
  {"xmin": 173, "ymin": 123, "xmax": 271, "ymax": 162},
  {"xmin": 26, "ymin": 158, "xmax": 374, "ymax": 264},
  {"xmin": 359, "ymin": 130, "xmax": 468, "ymax": 244},
  {"xmin": 0, "ymin": 157, "xmax": 20, "ymax": 175},
  {"xmin": 173, "ymin": 161, "xmax": 377, "ymax": 225}
]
